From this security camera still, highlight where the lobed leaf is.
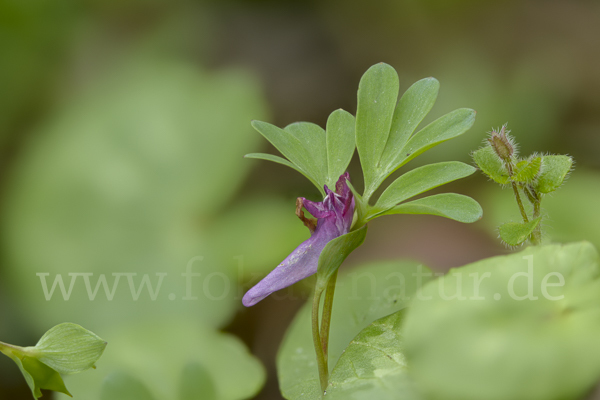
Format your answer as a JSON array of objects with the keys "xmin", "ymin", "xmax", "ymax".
[
  {"xmin": 373, "ymin": 193, "xmax": 482, "ymax": 223},
  {"xmin": 244, "ymin": 153, "xmax": 324, "ymax": 196},
  {"xmin": 512, "ymin": 157, "xmax": 541, "ymax": 184},
  {"xmin": 537, "ymin": 155, "xmax": 573, "ymax": 194},
  {"xmin": 498, "ymin": 217, "xmax": 542, "ymax": 246},
  {"xmin": 472, "ymin": 146, "xmax": 510, "ymax": 184},
  {"xmin": 325, "ymin": 109, "xmax": 355, "ymax": 189},
  {"xmin": 374, "ymin": 161, "xmax": 476, "ymax": 213},
  {"xmin": 355, "ymin": 63, "xmax": 399, "ymax": 194},
  {"xmin": 251, "ymin": 120, "xmax": 323, "ymax": 190},
  {"xmin": 385, "ymin": 108, "xmax": 476, "ymax": 182},
  {"xmin": 379, "ymin": 77, "xmax": 440, "ymax": 177},
  {"xmin": 285, "ymin": 122, "xmax": 328, "ymax": 189}
]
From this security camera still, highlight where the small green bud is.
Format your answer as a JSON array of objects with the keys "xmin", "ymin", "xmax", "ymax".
[{"xmin": 487, "ymin": 125, "xmax": 514, "ymax": 161}]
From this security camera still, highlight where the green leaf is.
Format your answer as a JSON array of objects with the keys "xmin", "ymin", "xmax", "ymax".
[
  {"xmin": 387, "ymin": 108, "xmax": 476, "ymax": 179},
  {"xmin": 404, "ymin": 242, "xmax": 600, "ymax": 400},
  {"xmin": 278, "ymin": 261, "xmax": 433, "ymax": 400},
  {"xmin": 379, "ymin": 77, "xmax": 440, "ymax": 177},
  {"xmin": 285, "ymin": 122, "xmax": 328, "ymax": 190},
  {"xmin": 536, "ymin": 155, "xmax": 573, "ymax": 193},
  {"xmin": 326, "ymin": 311, "xmax": 421, "ymax": 400},
  {"xmin": 373, "ymin": 161, "xmax": 476, "ymax": 213},
  {"xmin": 100, "ymin": 372, "xmax": 156, "ymax": 400},
  {"xmin": 498, "ymin": 217, "xmax": 542, "ymax": 246},
  {"xmin": 316, "ymin": 226, "xmax": 368, "ymax": 290},
  {"xmin": 178, "ymin": 363, "xmax": 217, "ymax": 400},
  {"xmin": 472, "ymin": 145, "xmax": 510, "ymax": 184},
  {"xmin": 356, "ymin": 63, "xmax": 399, "ymax": 195},
  {"xmin": 512, "ymin": 157, "xmax": 542, "ymax": 184},
  {"xmin": 252, "ymin": 120, "xmax": 323, "ymax": 190},
  {"xmin": 33, "ymin": 323, "xmax": 107, "ymax": 375},
  {"xmin": 244, "ymin": 153, "xmax": 324, "ymax": 196},
  {"xmin": 373, "ymin": 193, "xmax": 482, "ymax": 223},
  {"xmin": 17, "ymin": 356, "xmax": 72, "ymax": 399},
  {"xmin": 326, "ymin": 109, "xmax": 356, "ymax": 188}
]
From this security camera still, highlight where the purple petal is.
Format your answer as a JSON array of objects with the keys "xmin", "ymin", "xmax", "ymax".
[{"xmin": 242, "ymin": 173, "xmax": 355, "ymax": 307}]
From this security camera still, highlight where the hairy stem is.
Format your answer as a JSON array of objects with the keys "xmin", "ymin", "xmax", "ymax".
[
  {"xmin": 320, "ymin": 271, "xmax": 338, "ymax": 368},
  {"xmin": 311, "ymin": 288, "xmax": 328, "ymax": 393},
  {"xmin": 524, "ymin": 186, "xmax": 542, "ymax": 245},
  {"xmin": 505, "ymin": 161, "xmax": 529, "ymax": 223}
]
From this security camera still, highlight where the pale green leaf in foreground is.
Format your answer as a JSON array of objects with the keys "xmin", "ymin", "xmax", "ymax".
[
  {"xmin": 326, "ymin": 109, "xmax": 355, "ymax": 188},
  {"xmin": 537, "ymin": 155, "xmax": 573, "ymax": 194},
  {"xmin": 404, "ymin": 242, "xmax": 600, "ymax": 400},
  {"xmin": 498, "ymin": 217, "xmax": 542, "ymax": 247},
  {"xmin": 472, "ymin": 145, "xmax": 510, "ymax": 184},
  {"xmin": 379, "ymin": 77, "xmax": 440, "ymax": 177},
  {"xmin": 355, "ymin": 63, "xmax": 399, "ymax": 193},
  {"xmin": 33, "ymin": 323, "xmax": 107, "ymax": 375},
  {"xmin": 374, "ymin": 161, "xmax": 476, "ymax": 213},
  {"xmin": 373, "ymin": 193, "xmax": 482, "ymax": 223},
  {"xmin": 326, "ymin": 311, "xmax": 421, "ymax": 400},
  {"xmin": 316, "ymin": 225, "xmax": 368, "ymax": 290},
  {"xmin": 278, "ymin": 261, "xmax": 433, "ymax": 400}
]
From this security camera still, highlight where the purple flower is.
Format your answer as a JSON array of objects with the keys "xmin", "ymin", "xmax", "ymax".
[{"xmin": 243, "ymin": 173, "xmax": 355, "ymax": 307}]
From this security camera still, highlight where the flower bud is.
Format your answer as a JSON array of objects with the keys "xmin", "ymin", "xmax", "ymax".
[{"xmin": 488, "ymin": 125, "xmax": 514, "ymax": 161}]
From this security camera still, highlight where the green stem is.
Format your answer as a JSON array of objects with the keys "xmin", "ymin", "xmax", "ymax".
[
  {"xmin": 511, "ymin": 182, "xmax": 529, "ymax": 223},
  {"xmin": 320, "ymin": 271, "xmax": 338, "ymax": 368},
  {"xmin": 311, "ymin": 288, "xmax": 328, "ymax": 393},
  {"xmin": 505, "ymin": 160, "xmax": 529, "ymax": 223},
  {"xmin": 523, "ymin": 186, "xmax": 542, "ymax": 245}
]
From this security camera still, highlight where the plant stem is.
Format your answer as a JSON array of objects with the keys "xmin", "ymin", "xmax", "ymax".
[
  {"xmin": 505, "ymin": 161, "xmax": 529, "ymax": 223},
  {"xmin": 320, "ymin": 271, "xmax": 338, "ymax": 368},
  {"xmin": 523, "ymin": 186, "xmax": 542, "ymax": 245},
  {"xmin": 311, "ymin": 288, "xmax": 328, "ymax": 393}
]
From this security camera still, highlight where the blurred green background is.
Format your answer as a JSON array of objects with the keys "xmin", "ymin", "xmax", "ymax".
[{"xmin": 0, "ymin": 0, "xmax": 599, "ymax": 399}]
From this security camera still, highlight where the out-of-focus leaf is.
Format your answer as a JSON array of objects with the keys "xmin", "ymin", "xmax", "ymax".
[
  {"xmin": 316, "ymin": 226, "xmax": 368, "ymax": 289},
  {"xmin": 178, "ymin": 363, "xmax": 216, "ymax": 400},
  {"xmin": 57, "ymin": 318, "xmax": 265, "ymax": 400},
  {"xmin": 537, "ymin": 155, "xmax": 573, "ymax": 193},
  {"xmin": 498, "ymin": 217, "xmax": 542, "ymax": 246},
  {"xmin": 512, "ymin": 157, "xmax": 541, "ymax": 184},
  {"xmin": 325, "ymin": 109, "xmax": 355, "ymax": 188},
  {"xmin": 472, "ymin": 146, "xmax": 510, "ymax": 184},
  {"xmin": 278, "ymin": 261, "xmax": 433, "ymax": 400},
  {"xmin": 356, "ymin": 63, "xmax": 399, "ymax": 195},
  {"xmin": 326, "ymin": 311, "xmax": 421, "ymax": 400},
  {"xmin": 404, "ymin": 242, "xmax": 600, "ymax": 400},
  {"xmin": 251, "ymin": 121, "xmax": 325, "ymax": 195},
  {"xmin": 100, "ymin": 372, "xmax": 156, "ymax": 400},
  {"xmin": 380, "ymin": 77, "xmax": 440, "ymax": 176},
  {"xmin": 374, "ymin": 161, "xmax": 475, "ymax": 213},
  {"xmin": 374, "ymin": 193, "xmax": 482, "ymax": 223},
  {"xmin": 1, "ymin": 58, "xmax": 267, "ymax": 331},
  {"xmin": 32, "ymin": 323, "xmax": 107, "ymax": 375}
]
